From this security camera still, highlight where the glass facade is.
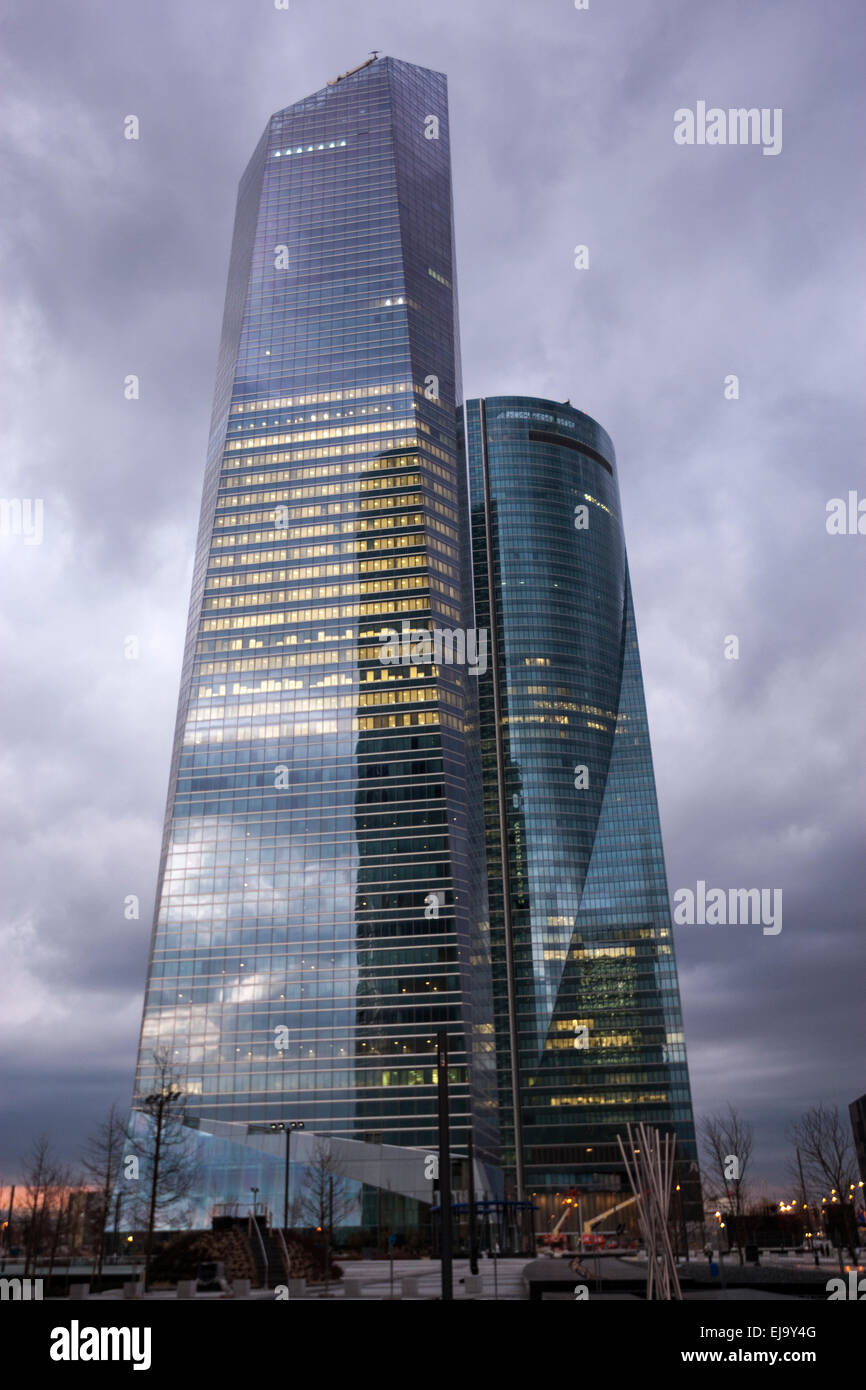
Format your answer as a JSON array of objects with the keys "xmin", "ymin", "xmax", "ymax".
[
  {"xmin": 131, "ymin": 57, "xmax": 497, "ymax": 1224},
  {"xmin": 462, "ymin": 397, "xmax": 701, "ymax": 1221}
]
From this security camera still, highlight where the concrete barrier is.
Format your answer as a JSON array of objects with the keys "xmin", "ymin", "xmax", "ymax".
[
  {"xmin": 123, "ymin": 1281, "xmax": 143, "ymax": 1300},
  {"xmin": 343, "ymin": 1277, "xmax": 362, "ymax": 1298},
  {"xmin": 176, "ymin": 1280, "xmax": 197, "ymax": 1299},
  {"xmin": 400, "ymin": 1275, "xmax": 420, "ymax": 1298},
  {"xmin": 232, "ymin": 1279, "xmax": 251, "ymax": 1298},
  {"xmin": 287, "ymin": 1277, "xmax": 305, "ymax": 1298},
  {"xmin": 464, "ymin": 1274, "xmax": 483, "ymax": 1298},
  {"xmin": 69, "ymin": 1284, "xmax": 90, "ymax": 1300}
]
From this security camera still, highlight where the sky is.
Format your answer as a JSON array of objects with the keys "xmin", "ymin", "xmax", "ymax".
[{"xmin": 0, "ymin": 0, "xmax": 863, "ymax": 1196}]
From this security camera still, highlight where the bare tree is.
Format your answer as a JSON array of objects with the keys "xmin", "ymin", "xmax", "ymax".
[
  {"xmin": 44, "ymin": 1168, "xmax": 75, "ymax": 1283},
  {"xmin": 20, "ymin": 1135, "xmax": 62, "ymax": 1277},
  {"xmin": 787, "ymin": 1104, "xmax": 857, "ymax": 1260},
  {"xmin": 300, "ymin": 1138, "xmax": 354, "ymax": 1241},
  {"xmin": 81, "ymin": 1102, "xmax": 126, "ymax": 1290},
  {"xmin": 699, "ymin": 1105, "xmax": 753, "ymax": 1264},
  {"xmin": 128, "ymin": 1050, "xmax": 199, "ymax": 1289}
]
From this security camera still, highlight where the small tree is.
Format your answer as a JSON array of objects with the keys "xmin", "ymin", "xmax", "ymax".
[
  {"xmin": 128, "ymin": 1050, "xmax": 199, "ymax": 1289},
  {"xmin": 300, "ymin": 1138, "xmax": 354, "ymax": 1244},
  {"xmin": 699, "ymin": 1106, "xmax": 753, "ymax": 1264},
  {"xmin": 787, "ymin": 1104, "xmax": 858, "ymax": 1262},
  {"xmin": 44, "ymin": 1172, "xmax": 75, "ymax": 1282},
  {"xmin": 20, "ymin": 1135, "xmax": 62, "ymax": 1277},
  {"xmin": 81, "ymin": 1102, "xmax": 127, "ymax": 1290}
]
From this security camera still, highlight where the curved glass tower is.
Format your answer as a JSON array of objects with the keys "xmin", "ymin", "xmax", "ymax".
[
  {"xmin": 461, "ymin": 396, "xmax": 700, "ymax": 1224},
  {"xmin": 130, "ymin": 57, "xmax": 497, "ymax": 1230}
]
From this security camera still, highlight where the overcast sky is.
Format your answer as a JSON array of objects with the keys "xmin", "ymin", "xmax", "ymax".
[{"xmin": 0, "ymin": 0, "xmax": 863, "ymax": 1196}]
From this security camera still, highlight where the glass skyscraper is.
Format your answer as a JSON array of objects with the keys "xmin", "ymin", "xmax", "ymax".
[
  {"xmin": 131, "ymin": 56, "xmax": 497, "ymax": 1227},
  {"xmin": 461, "ymin": 397, "xmax": 701, "ymax": 1225}
]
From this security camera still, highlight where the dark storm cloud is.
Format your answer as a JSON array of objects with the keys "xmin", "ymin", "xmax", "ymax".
[{"xmin": 0, "ymin": 0, "xmax": 862, "ymax": 1188}]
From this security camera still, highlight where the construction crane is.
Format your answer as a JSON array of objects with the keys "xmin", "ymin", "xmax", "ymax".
[
  {"xmin": 540, "ymin": 1189, "xmax": 641, "ymax": 1255},
  {"xmin": 539, "ymin": 1190, "xmax": 580, "ymax": 1252},
  {"xmin": 581, "ymin": 1194, "xmax": 639, "ymax": 1248}
]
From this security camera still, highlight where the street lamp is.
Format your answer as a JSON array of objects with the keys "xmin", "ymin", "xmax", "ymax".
[{"xmin": 248, "ymin": 1121, "xmax": 305, "ymax": 1231}]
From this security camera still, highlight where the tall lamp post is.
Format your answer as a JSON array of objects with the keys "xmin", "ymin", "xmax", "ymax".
[{"xmin": 248, "ymin": 1121, "xmax": 305, "ymax": 1231}]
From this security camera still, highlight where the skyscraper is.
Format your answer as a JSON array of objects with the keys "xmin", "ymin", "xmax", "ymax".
[
  {"xmin": 131, "ymin": 56, "xmax": 496, "ymax": 1228},
  {"xmin": 461, "ymin": 396, "xmax": 701, "ymax": 1226}
]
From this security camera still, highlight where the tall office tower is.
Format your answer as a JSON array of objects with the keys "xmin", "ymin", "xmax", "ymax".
[
  {"xmin": 131, "ymin": 56, "xmax": 496, "ymax": 1229},
  {"xmin": 461, "ymin": 397, "xmax": 701, "ymax": 1226}
]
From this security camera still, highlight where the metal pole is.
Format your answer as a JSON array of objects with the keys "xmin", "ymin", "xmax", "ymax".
[
  {"xmin": 325, "ymin": 1174, "xmax": 332, "ymax": 1297},
  {"xmin": 436, "ymin": 1030, "xmax": 453, "ymax": 1300},
  {"xmin": 283, "ymin": 1128, "xmax": 290, "ymax": 1232},
  {"xmin": 113, "ymin": 1190, "xmax": 121, "ymax": 1263},
  {"xmin": 2, "ymin": 1184, "xmax": 15, "ymax": 1269},
  {"xmin": 467, "ymin": 1133, "xmax": 478, "ymax": 1275}
]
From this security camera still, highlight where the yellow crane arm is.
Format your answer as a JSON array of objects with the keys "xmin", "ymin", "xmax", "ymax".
[{"xmin": 582, "ymin": 1194, "xmax": 638, "ymax": 1234}]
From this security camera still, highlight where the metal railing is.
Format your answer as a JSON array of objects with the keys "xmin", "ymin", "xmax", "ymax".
[
  {"xmin": 247, "ymin": 1212, "xmax": 269, "ymax": 1288},
  {"xmin": 275, "ymin": 1227, "xmax": 291, "ymax": 1280}
]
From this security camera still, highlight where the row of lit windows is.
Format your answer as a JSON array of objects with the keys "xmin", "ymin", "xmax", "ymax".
[
  {"xmin": 209, "ymin": 514, "xmax": 460, "ymax": 549},
  {"xmin": 271, "ymin": 137, "xmax": 348, "ymax": 155},
  {"xmin": 192, "ymin": 645, "xmax": 452, "ymax": 675},
  {"xmin": 543, "ymin": 1034, "xmax": 644, "ymax": 1051},
  {"xmin": 209, "ymin": 518, "xmax": 416, "ymax": 548},
  {"xmin": 187, "ymin": 686, "xmax": 458, "ymax": 721},
  {"xmin": 220, "ymin": 437, "xmax": 454, "ymax": 474},
  {"xmin": 216, "ymin": 473, "xmax": 421, "ymax": 509},
  {"xmin": 221, "ymin": 435, "xmax": 419, "ymax": 473},
  {"xmin": 221, "ymin": 451, "xmax": 453, "ymax": 491},
  {"xmin": 229, "ymin": 379, "xmax": 413, "ymax": 414},
  {"xmin": 224, "ymin": 415, "xmax": 421, "ymax": 453},
  {"xmin": 228, "ymin": 403, "xmax": 403, "ymax": 435},
  {"xmin": 500, "ymin": 714, "xmax": 612, "ymax": 732},
  {"xmin": 199, "ymin": 594, "xmax": 459, "ymax": 634},
  {"xmin": 207, "ymin": 533, "xmax": 459, "ymax": 569},
  {"xmin": 204, "ymin": 554, "xmax": 453, "ymax": 590},
  {"xmin": 549, "ymin": 1093, "xmax": 669, "ymax": 1107},
  {"xmin": 193, "ymin": 669, "xmax": 447, "ymax": 699},
  {"xmin": 193, "ymin": 618, "xmax": 465, "ymax": 657},
  {"xmin": 522, "ymin": 688, "xmax": 620, "ymax": 719},
  {"xmin": 216, "ymin": 474, "xmax": 456, "ymax": 513},
  {"xmin": 213, "ymin": 493, "xmax": 433, "ymax": 528},
  {"xmin": 180, "ymin": 707, "xmax": 463, "ymax": 742},
  {"xmin": 201, "ymin": 575, "xmax": 430, "ymax": 609}
]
